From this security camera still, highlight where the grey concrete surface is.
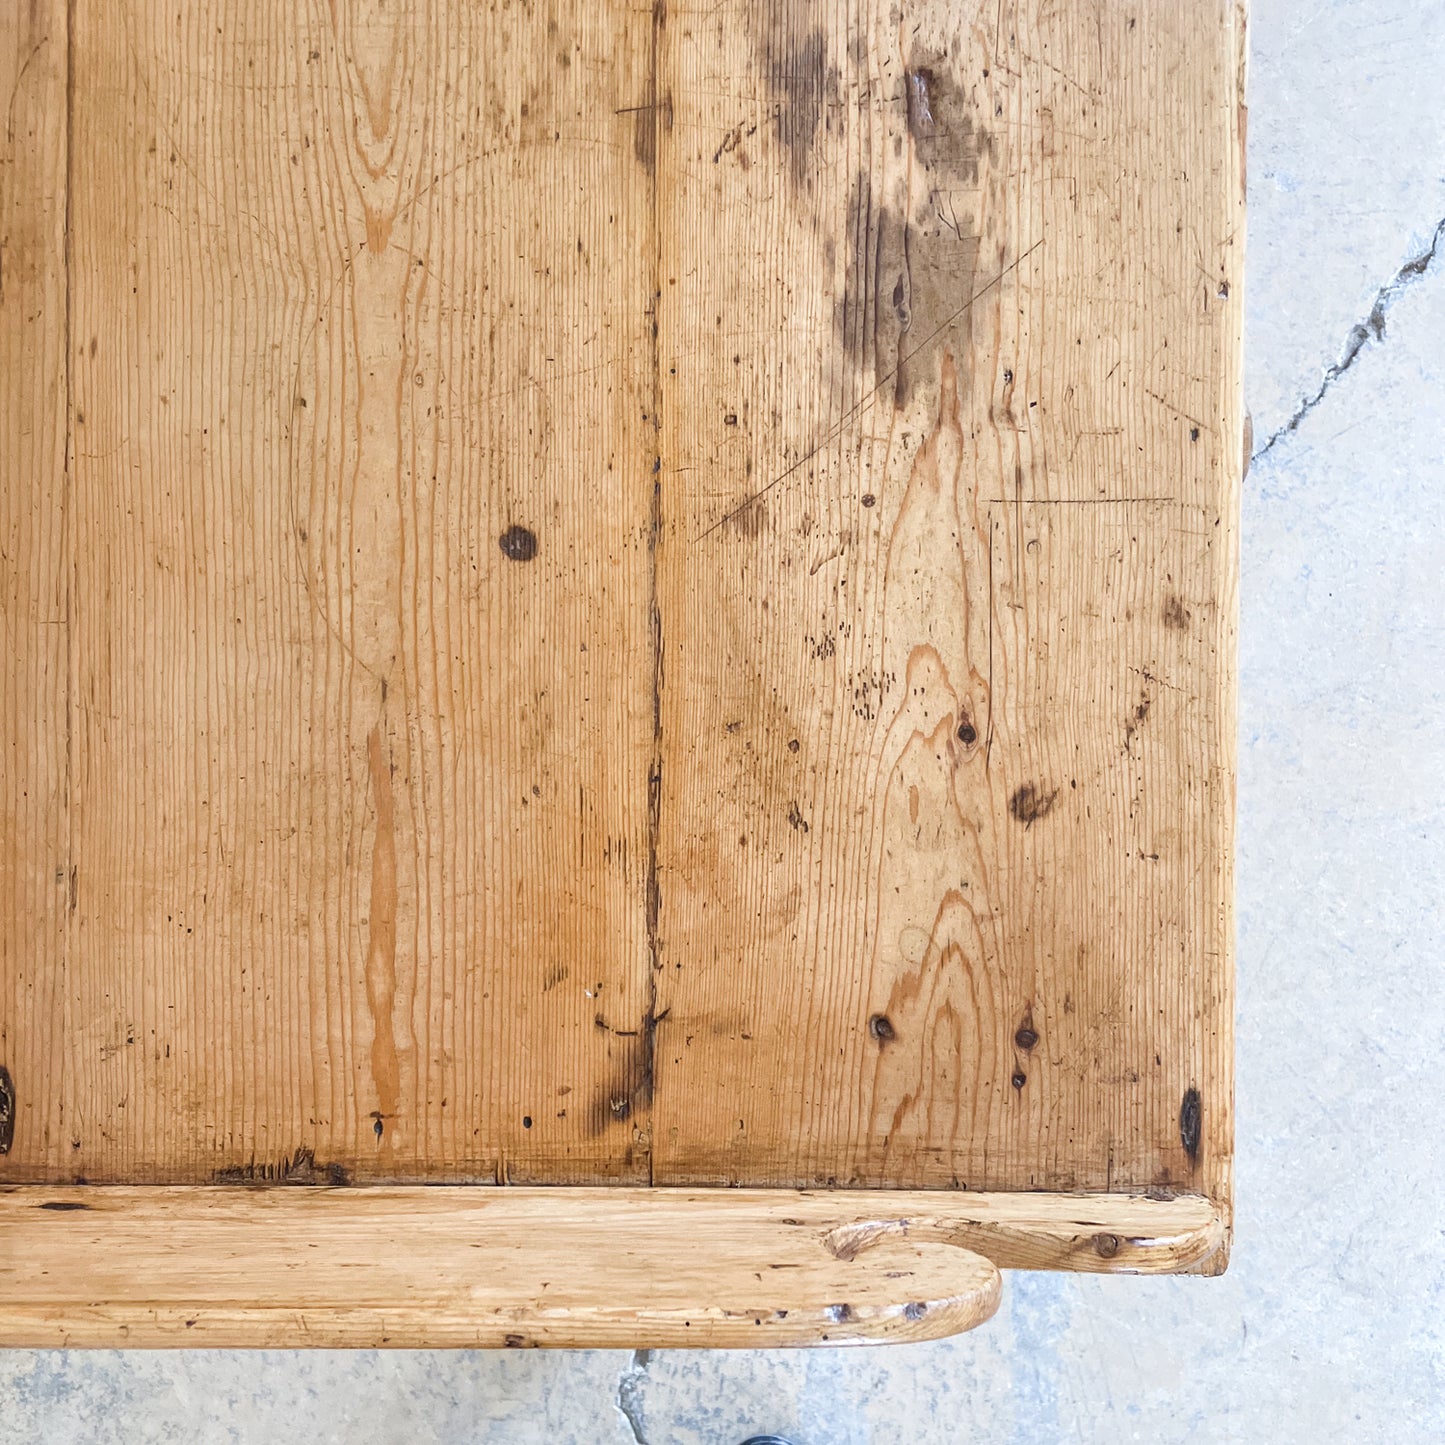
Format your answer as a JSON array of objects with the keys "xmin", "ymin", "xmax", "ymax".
[{"xmin": 5, "ymin": 2, "xmax": 1443, "ymax": 1439}]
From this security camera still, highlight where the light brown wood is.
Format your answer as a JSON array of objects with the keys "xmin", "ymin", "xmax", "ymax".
[
  {"xmin": 651, "ymin": 1, "xmax": 1242, "ymax": 1212},
  {"xmin": 11, "ymin": 0, "xmax": 660, "ymax": 1185},
  {"xmin": 1, "ymin": 0, "xmax": 71, "ymax": 1172},
  {"xmin": 1, "ymin": 0, "xmax": 1241, "ymax": 1333},
  {"xmin": 0, "ymin": 1185, "xmax": 1225, "ymax": 1348}
]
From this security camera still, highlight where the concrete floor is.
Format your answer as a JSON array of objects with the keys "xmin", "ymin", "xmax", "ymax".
[{"xmin": 6, "ymin": 2, "xmax": 1443, "ymax": 1439}]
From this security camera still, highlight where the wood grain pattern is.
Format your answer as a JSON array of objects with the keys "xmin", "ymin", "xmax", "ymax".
[
  {"xmin": 651, "ymin": 1, "xmax": 1241, "ymax": 1217},
  {"xmin": 0, "ymin": 1185, "xmax": 1227, "ymax": 1347},
  {"xmin": 1, "ymin": 0, "xmax": 1240, "ymax": 1265},
  {"xmin": 1, "ymin": 0, "xmax": 70, "ymax": 1171},
  {"xmin": 12, "ymin": 0, "xmax": 660, "ymax": 1183}
]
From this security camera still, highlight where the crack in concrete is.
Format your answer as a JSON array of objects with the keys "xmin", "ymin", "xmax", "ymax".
[
  {"xmin": 1253, "ymin": 214, "xmax": 1445, "ymax": 462},
  {"xmin": 615, "ymin": 1349, "xmax": 651, "ymax": 1445}
]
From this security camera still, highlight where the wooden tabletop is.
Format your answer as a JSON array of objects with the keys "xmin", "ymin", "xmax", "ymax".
[{"xmin": 0, "ymin": 0, "xmax": 1242, "ymax": 1270}]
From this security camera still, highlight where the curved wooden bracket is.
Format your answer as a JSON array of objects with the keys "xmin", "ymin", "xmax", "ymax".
[{"xmin": 0, "ymin": 1186, "xmax": 1222, "ymax": 1348}]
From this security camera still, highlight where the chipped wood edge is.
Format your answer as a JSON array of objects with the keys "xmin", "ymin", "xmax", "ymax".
[{"xmin": 0, "ymin": 1186, "xmax": 1222, "ymax": 1349}]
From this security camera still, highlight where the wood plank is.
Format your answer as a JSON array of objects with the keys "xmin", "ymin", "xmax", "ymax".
[
  {"xmin": 0, "ymin": 1185, "xmax": 1225, "ymax": 1348},
  {"xmin": 651, "ymin": 1, "xmax": 1241, "ymax": 1216},
  {"xmin": 0, "ymin": 0, "xmax": 70, "ymax": 1172},
  {"xmin": 45, "ymin": 0, "xmax": 657, "ymax": 1183}
]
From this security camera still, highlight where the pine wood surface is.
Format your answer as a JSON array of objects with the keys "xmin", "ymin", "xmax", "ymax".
[
  {"xmin": 0, "ymin": 1185, "xmax": 1224, "ymax": 1347},
  {"xmin": 1, "ymin": 0, "xmax": 1242, "ymax": 1247}
]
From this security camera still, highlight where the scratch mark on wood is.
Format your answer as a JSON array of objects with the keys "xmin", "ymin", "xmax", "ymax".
[{"xmin": 699, "ymin": 241, "xmax": 1044, "ymax": 539}]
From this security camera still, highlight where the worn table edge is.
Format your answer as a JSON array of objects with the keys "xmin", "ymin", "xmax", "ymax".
[{"xmin": 0, "ymin": 1185, "xmax": 1225, "ymax": 1349}]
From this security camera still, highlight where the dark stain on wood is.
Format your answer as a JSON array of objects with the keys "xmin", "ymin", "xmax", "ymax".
[
  {"xmin": 591, "ymin": 1005, "xmax": 670, "ymax": 1134},
  {"xmin": 727, "ymin": 495, "xmax": 768, "ymax": 538},
  {"xmin": 835, "ymin": 49, "xmax": 988, "ymax": 407},
  {"xmin": 906, "ymin": 68, "xmax": 937, "ymax": 137},
  {"xmin": 712, "ymin": 119, "xmax": 758, "ymax": 166},
  {"xmin": 1009, "ymin": 783, "xmax": 1058, "ymax": 826},
  {"xmin": 0, "ymin": 1065, "xmax": 14, "ymax": 1154},
  {"xmin": 633, "ymin": 100, "xmax": 656, "ymax": 172},
  {"xmin": 757, "ymin": 10, "xmax": 837, "ymax": 189},
  {"xmin": 1180, "ymin": 1087, "xmax": 1203, "ymax": 1162},
  {"xmin": 890, "ymin": 55, "xmax": 988, "ymax": 402},
  {"xmin": 631, "ymin": 90, "xmax": 674, "ymax": 173},
  {"xmin": 39, "ymin": 1200, "xmax": 91, "ymax": 1211},
  {"xmin": 214, "ymin": 1146, "xmax": 353, "ymax": 1186},
  {"xmin": 1163, "ymin": 594, "xmax": 1191, "ymax": 630},
  {"xmin": 626, "ymin": 0, "xmax": 672, "ymax": 172},
  {"xmin": 905, "ymin": 59, "xmax": 990, "ymax": 180},
  {"xmin": 1123, "ymin": 690, "xmax": 1152, "ymax": 753},
  {"xmin": 834, "ymin": 180, "xmax": 901, "ymax": 380},
  {"xmin": 591, "ymin": 1063, "xmax": 637, "ymax": 1132},
  {"xmin": 499, "ymin": 525, "xmax": 538, "ymax": 562}
]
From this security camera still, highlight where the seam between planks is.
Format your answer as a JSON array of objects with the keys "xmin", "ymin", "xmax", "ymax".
[
  {"xmin": 640, "ymin": 0, "xmax": 669, "ymax": 1188},
  {"xmin": 60, "ymin": 0, "xmax": 77, "ymax": 1177}
]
